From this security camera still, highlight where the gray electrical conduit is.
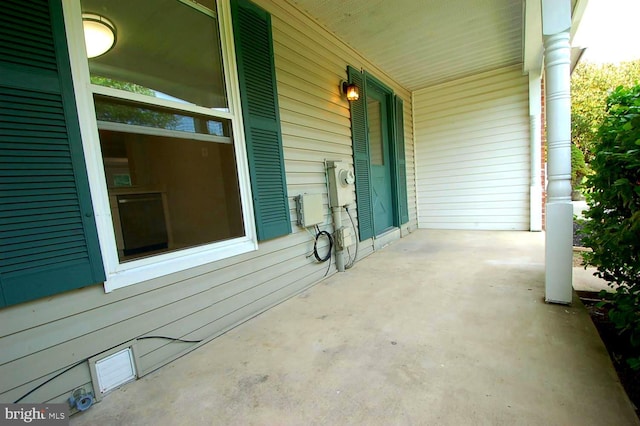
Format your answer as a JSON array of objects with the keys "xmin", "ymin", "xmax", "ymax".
[{"xmin": 344, "ymin": 206, "xmax": 358, "ymax": 269}]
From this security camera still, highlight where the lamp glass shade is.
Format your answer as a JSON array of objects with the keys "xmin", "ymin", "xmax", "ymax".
[
  {"xmin": 83, "ymin": 14, "xmax": 116, "ymax": 58},
  {"xmin": 345, "ymin": 84, "xmax": 359, "ymax": 101}
]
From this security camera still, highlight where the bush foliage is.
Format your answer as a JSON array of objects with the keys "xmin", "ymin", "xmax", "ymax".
[
  {"xmin": 572, "ymin": 60, "xmax": 640, "ymax": 163},
  {"xmin": 571, "ymin": 143, "xmax": 589, "ymax": 194},
  {"xmin": 582, "ymin": 84, "xmax": 640, "ymax": 369}
]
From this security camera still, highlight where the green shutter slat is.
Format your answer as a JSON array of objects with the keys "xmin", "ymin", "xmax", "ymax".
[
  {"xmin": 1, "ymin": 163, "xmax": 74, "ymax": 173},
  {"xmin": 0, "ymin": 0, "xmax": 105, "ymax": 308},
  {"xmin": 1, "ymin": 155, "xmax": 73, "ymax": 164},
  {"xmin": 1, "ymin": 169, "xmax": 74, "ymax": 178},
  {"xmin": 1, "ymin": 86, "xmax": 61, "ymax": 103},
  {"xmin": 1, "ymin": 21, "xmax": 56, "ymax": 43},
  {"xmin": 0, "ymin": 1, "xmax": 57, "ymax": 72},
  {"xmin": 1, "ymin": 194, "xmax": 79, "ymax": 206},
  {"xmin": 232, "ymin": 0, "xmax": 291, "ymax": 241},
  {"xmin": 2, "ymin": 215, "xmax": 81, "ymax": 230},
  {"xmin": 0, "ymin": 146, "xmax": 68, "ymax": 157},
  {"xmin": 2, "ymin": 206, "xmax": 78, "ymax": 217},
  {"xmin": 348, "ymin": 66, "xmax": 374, "ymax": 241},
  {"xmin": 3, "ymin": 2, "xmax": 51, "ymax": 22},
  {"xmin": 0, "ymin": 175, "xmax": 73, "ymax": 185},
  {"xmin": 1, "ymin": 150, "xmax": 71, "ymax": 159},
  {"xmin": 4, "ymin": 237, "xmax": 86, "ymax": 261},
  {"xmin": 2, "ymin": 141, "xmax": 77, "ymax": 150},
  {"xmin": 0, "ymin": 182, "xmax": 76, "ymax": 196},
  {"xmin": 3, "ymin": 232, "xmax": 86, "ymax": 252},
  {"xmin": 3, "ymin": 252, "xmax": 89, "ymax": 275},
  {"xmin": 394, "ymin": 96, "xmax": 409, "ymax": 225},
  {"xmin": 1, "ymin": 142, "xmax": 72, "ymax": 151},
  {"xmin": 2, "ymin": 222, "xmax": 82, "ymax": 239},
  {"xmin": 1, "ymin": 111, "xmax": 66, "ymax": 124},
  {"xmin": 2, "ymin": 99, "xmax": 67, "ymax": 112},
  {"xmin": 355, "ymin": 158, "xmax": 373, "ymax": 237}
]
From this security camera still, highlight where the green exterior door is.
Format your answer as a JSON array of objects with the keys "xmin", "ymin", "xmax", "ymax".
[
  {"xmin": 348, "ymin": 66, "xmax": 408, "ymax": 242},
  {"xmin": 366, "ymin": 84, "xmax": 394, "ymax": 235}
]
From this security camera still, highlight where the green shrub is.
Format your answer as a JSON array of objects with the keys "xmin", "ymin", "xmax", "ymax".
[
  {"xmin": 582, "ymin": 84, "xmax": 640, "ymax": 370},
  {"xmin": 571, "ymin": 143, "xmax": 589, "ymax": 198}
]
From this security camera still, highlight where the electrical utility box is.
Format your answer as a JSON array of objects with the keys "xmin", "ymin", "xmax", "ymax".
[
  {"xmin": 326, "ymin": 161, "xmax": 355, "ymax": 207},
  {"xmin": 295, "ymin": 193, "xmax": 324, "ymax": 227},
  {"xmin": 335, "ymin": 226, "xmax": 354, "ymax": 250}
]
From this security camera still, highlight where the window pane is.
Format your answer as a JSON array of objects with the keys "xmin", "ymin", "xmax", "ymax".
[
  {"xmin": 100, "ymin": 129, "xmax": 245, "ymax": 262},
  {"xmin": 94, "ymin": 96, "xmax": 230, "ymax": 137},
  {"xmin": 368, "ymin": 98, "xmax": 384, "ymax": 165},
  {"xmin": 82, "ymin": 0, "xmax": 227, "ymax": 110},
  {"xmin": 85, "ymin": 0, "xmax": 247, "ymax": 263}
]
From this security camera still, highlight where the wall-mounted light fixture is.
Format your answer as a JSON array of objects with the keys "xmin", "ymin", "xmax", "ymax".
[
  {"xmin": 341, "ymin": 81, "xmax": 359, "ymax": 101},
  {"xmin": 82, "ymin": 13, "xmax": 116, "ymax": 58}
]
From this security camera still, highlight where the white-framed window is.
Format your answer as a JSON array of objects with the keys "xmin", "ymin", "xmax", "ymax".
[{"xmin": 63, "ymin": 0, "xmax": 257, "ymax": 291}]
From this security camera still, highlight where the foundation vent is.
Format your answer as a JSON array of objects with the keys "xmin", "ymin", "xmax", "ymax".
[{"xmin": 94, "ymin": 347, "xmax": 136, "ymax": 393}]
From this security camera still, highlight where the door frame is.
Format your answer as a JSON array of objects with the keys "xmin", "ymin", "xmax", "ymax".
[
  {"xmin": 360, "ymin": 70, "xmax": 403, "ymax": 237},
  {"xmin": 364, "ymin": 73, "xmax": 397, "ymax": 235}
]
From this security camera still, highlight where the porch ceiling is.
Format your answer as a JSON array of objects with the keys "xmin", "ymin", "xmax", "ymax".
[{"xmin": 289, "ymin": 0, "xmax": 524, "ymax": 91}]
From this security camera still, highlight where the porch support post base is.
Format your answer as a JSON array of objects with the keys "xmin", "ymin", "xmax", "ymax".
[{"xmin": 545, "ymin": 202, "xmax": 573, "ymax": 304}]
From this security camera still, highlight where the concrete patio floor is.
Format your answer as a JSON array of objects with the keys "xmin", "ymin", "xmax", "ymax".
[{"xmin": 70, "ymin": 230, "xmax": 638, "ymax": 426}]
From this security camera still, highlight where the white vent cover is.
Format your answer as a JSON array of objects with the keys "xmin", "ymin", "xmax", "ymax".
[{"xmin": 95, "ymin": 347, "xmax": 136, "ymax": 393}]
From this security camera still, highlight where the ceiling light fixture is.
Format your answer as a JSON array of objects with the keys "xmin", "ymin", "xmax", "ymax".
[{"xmin": 82, "ymin": 13, "xmax": 116, "ymax": 58}]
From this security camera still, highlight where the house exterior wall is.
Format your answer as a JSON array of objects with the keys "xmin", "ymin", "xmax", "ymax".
[
  {"xmin": 413, "ymin": 65, "xmax": 531, "ymax": 230},
  {"xmin": 0, "ymin": 0, "xmax": 415, "ymax": 406},
  {"xmin": 264, "ymin": 1, "xmax": 416, "ymax": 239},
  {"xmin": 541, "ymin": 77, "xmax": 547, "ymax": 228}
]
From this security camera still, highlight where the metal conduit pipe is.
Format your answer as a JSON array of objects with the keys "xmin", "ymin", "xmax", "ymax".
[{"xmin": 332, "ymin": 206, "xmax": 345, "ymax": 272}]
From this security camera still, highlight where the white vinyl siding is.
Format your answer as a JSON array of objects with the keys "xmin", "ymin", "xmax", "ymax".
[
  {"xmin": 414, "ymin": 65, "xmax": 530, "ymax": 230},
  {"xmin": 0, "ymin": 0, "xmax": 416, "ymax": 405}
]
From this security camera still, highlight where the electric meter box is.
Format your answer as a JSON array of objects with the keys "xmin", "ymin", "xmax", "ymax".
[{"xmin": 326, "ymin": 160, "xmax": 355, "ymax": 207}]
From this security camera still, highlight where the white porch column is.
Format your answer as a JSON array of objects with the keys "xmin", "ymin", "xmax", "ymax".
[
  {"xmin": 542, "ymin": 0, "xmax": 573, "ymax": 304},
  {"xmin": 529, "ymin": 72, "xmax": 543, "ymax": 232}
]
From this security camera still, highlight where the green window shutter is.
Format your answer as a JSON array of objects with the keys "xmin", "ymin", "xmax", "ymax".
[
  {"xmin": 348, "ymin": 66, "xmax": 374, "ymax": 241},
  {"xmin": 231, "ymin": 0, "xmax": 291, "ymax": 241},
  {"xmin": 394, "ymin": 96, "xmax": 409, "ymax": 225},
  {"xmin": 0, "ymin": 0, "xmax": 105, "ymax": 308}
]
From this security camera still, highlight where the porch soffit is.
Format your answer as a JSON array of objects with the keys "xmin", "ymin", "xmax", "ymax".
[{"xmin": 288, "ymin": 0, "xmax": 524, "ymax": 91}]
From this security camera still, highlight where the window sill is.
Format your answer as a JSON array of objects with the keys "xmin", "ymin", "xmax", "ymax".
[{"xmin": 103, "ymin": 237, "xmax": 257, "ymax": 292}]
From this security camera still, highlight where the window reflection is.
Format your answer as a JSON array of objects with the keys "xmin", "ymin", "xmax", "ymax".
[{"xmin": 94, "ymin": 96, "xmax": 229, "ymax": 137}]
